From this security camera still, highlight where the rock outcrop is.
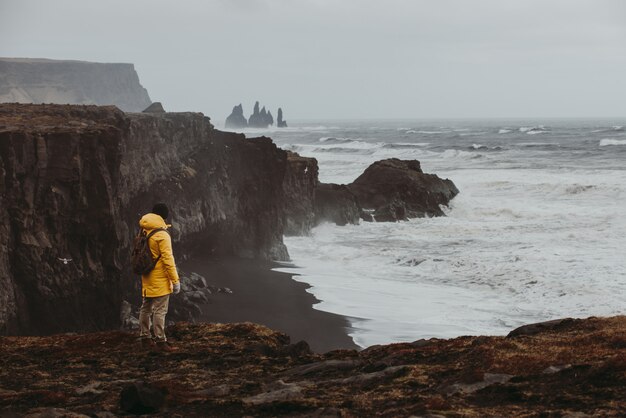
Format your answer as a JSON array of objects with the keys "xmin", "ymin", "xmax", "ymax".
[
  {"xmin": 348, "ymin": 158, "xmax": 459, "ymax": 222},
  {"xmin": 282, "ymin": 152, "xmax": 318, "ymax": 235},
  {"xmin": 0, "ymin": 316, "xmax": 624, "ymax": 416},
  {"xmin": 277, "ymin": 107, "xmax": 288, "ymax": 128},
  {"xmin": 142, "ymin": 102, "xmax": 165, "ymax": 113},
  {"xmin": 0, "ymin": 103, "xmax": 300, "ymax": 335},
  {"xmin": 224, "ymin": 103, "xmax": 247, "ymax": 129},
  {"xmin": 0, "ymin": 58, "xmax": 152, "ymax": 112},
  {"xmin": 313, "ymin": 159, "xmax": 458, "ymax": 225},
  {"xmin": 248, "ymin": 101, "xmax": 274, "ymax": 128}
]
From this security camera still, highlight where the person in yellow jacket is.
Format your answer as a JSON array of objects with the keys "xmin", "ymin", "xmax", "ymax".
[{"xmin": 138, "ymin": 203, "xmax": 180, "ymax": 352}]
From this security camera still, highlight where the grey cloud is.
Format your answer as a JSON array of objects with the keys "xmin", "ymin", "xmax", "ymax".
[{"xmin": 1, "ymin": 0, "xmax": 625, "ymax": 119}]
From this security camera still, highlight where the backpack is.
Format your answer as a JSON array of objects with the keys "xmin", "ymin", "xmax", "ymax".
[{"xmin": 131, "ymin": 228, "xmax": 167, "ymax": 276}]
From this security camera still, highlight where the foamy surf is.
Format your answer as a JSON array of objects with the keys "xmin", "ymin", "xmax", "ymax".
[
  {"xmin": 599, "ymin": 139, "xmax": 626, "ymax": 146},
  {"xmin": 266, "ymin": 118, "xmax": 626, "ymax": 347}
]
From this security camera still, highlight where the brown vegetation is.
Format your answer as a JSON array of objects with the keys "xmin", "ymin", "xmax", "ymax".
[{"xmin": 0, "ymin": 316, "xmax": 624, "ymax": 417}]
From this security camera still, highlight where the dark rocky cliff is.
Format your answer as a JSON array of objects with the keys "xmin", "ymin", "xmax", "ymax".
[
  {"xmin": 0, "ymin": 58, "xmax": 152, "ymax": 112},
  {"xmin": 0, "ymin": 103, "xmax": 293, "ymax": 335},
  {"xmin": 282, "ymin": 152, "xmax": 318, "ymax": 236}
]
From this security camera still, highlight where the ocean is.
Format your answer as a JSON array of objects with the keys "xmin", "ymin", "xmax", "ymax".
[{"xmin": 226, "ymin": 119, "xmax": 626, "ymax": 348}]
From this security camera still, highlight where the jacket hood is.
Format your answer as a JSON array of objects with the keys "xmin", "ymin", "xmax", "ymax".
[{"xmin": 139, "ymin": 213, "xmax": 168, "ymax": 231}]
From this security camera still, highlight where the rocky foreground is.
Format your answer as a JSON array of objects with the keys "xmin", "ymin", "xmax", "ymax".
[{"xmin": 0, "ymin": 316, "xmax": 624, "ymax": 417}]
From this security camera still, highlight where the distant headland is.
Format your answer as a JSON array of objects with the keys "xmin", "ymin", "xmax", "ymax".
[{"xmin": 0, "ymin": 57, "xmax": 152, "ymax": 112}]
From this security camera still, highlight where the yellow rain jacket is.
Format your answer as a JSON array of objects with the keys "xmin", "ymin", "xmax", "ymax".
[{"xmin": 139, "ymin": 213, "xmax": 180, "ymax": 298}]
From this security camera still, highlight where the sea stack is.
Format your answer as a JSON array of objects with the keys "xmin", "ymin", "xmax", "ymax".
[
  {"xmin": 248, "ymin": 101, "xmax": 273, "ymax": 128},
  {"xmin": 225, "ymin": 104, "xmax": 248, "ymax": 129},
  {"xmin": 277, "ymin": 107, "xmax": 288, "ymax": 127}
]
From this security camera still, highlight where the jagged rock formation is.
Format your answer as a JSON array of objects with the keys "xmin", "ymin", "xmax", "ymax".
[
  {"xmin": 248, "ymin": 101, "xmax": 274, "ymax": 128},
  {"xmin": 0, "ymin": 58, "xmax": 151, "ymax": 112},
  {"xmin": 348, "ymin": 158, "xmax": 459, "ymax": 222},
  {"xmin": 277, "ymin": 107, "xmax": 288, "ymax": 127},
  {"xmin": 224, "ymin": 104, "xmax": 247, "ymax": 129},
  {"xmin": 282, "ymin": 152, "xmax": 318, "ymax": 235},
  {"xmin": 142, "ymin": 102, "xmax": 165, "ymax": 113},
  {"xmin": 0, "ymin": 103, "xmax": 300, "ymax": 335},
  {"xmin": 0, "ymin": 316, "xmax": 624, "ymax": 416}
]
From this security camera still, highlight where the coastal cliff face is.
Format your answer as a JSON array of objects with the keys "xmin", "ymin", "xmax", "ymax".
[
  {"xmin": 0, "ymin": 316, "xmax": 623, "ymax": 416},
  {"xmin": 0, "ymin": 104, "xmax": 292, "ymax": 335},
  {"xmin": 282, "ymin": 151, "xmax": 318, "ymax": 236},
  {"xmin": 0, "ymin": 58, "xmax": 152, "ymax": 112}
]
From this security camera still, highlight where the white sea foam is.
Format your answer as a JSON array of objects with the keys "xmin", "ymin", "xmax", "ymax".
[
  {"xmin": 517, "ymin": 142, "xmax": 548, "ymax": 146},
  {"xmin": 599, "ymin": 139, "xmax": 626, "ymax": 146},
  {"xmin": 386, "ymin": 142, "xmax": 430, "ymax": 147},
  {"xmin": 318, "ymin": 137, "xmax": 353, "ymax": 143},
  {"xmin": 499, "ymin": 129, "xmax": 512, "ymax": 134},
  {"xmin": 520, "ymin": 126, "xmax": 547, "ymax": 135},
  {"xmin": 269, "ymin": 120, "xmax": 626, "ymax": 348},
  {"xmin": 279, "ymin": 168, "xmax": 626, "ymax": 347},
  {"xmin": 520, "ymin": 126, "xmax": 543, "ymax": 132}
]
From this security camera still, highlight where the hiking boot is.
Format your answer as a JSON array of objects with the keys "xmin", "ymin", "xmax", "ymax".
[
  {"xmin": 140, "ymin": 338, "xmax": 156, "ymax": 349},
  {"xmin": 156, "ymin": 341, "xmax": 178, "ymax": 352}
]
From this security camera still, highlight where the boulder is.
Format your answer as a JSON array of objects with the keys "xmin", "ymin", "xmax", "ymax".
[
  {"xmin": 347, "ymin": 158, "xmax": 459, "ymax": 221},
  {"xmin": 120, "ymin": 381, "xmax": 165, "ymax": 414},
  {"xmin": 507, "ymin": 318, "xmax": 579, "ymax": 338},
  {"xmin": 225, "ymin": 104, "xmax": 247, "ymax": 129}
]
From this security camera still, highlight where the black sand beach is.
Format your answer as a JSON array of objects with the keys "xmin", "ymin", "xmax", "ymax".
[{"xmin": 182, "ymin": 258, "xmax": 359, "ymax": 353}]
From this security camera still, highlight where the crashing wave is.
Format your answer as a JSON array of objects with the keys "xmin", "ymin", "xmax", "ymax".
[
  {"xmin": 384, "ymin": 142, "xmax": 430, "ymax": 149},
  {"xmin": 319, "ymin": 137, "xmax": 355, "ymax": 143},
  {"xmin": 599, "ymin": 139, "xmax": 626, "ymax": 147},
  {"xmin": 520, "ymin": 126, "xmax": 548, "ymax": 135}
]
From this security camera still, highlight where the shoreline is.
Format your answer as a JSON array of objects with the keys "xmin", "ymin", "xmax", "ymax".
[{"xmin": 181, "ymin": 257, "xmax": 359, "ymax": 353}]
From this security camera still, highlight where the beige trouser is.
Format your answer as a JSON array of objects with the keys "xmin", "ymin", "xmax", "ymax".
[{"xmin": 139, "ymin": 294, "xmax": 170, "ymax": 342}]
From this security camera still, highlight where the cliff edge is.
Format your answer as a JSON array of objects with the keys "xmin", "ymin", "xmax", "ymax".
[
  {"xmin": 0, "ymin": 103, "xmax": 300, "ymax": 335},
  {"xmin": 0, "ymin": 58, "xmax": 152, "ymax": 112}
]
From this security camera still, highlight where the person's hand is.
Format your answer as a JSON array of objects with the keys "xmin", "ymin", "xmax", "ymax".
[{"xmin": 173, "ymin": 282, "xmax": 181, "ymax": 294}]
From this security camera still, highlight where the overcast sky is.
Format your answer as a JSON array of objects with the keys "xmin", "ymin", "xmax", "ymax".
[{"xmin": 1, "ymin": 0, "xmax": 625, "ymax": 120}]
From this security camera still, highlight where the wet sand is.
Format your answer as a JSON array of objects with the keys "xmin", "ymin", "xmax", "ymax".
[{"xmin": 181, "ymin": 258, "xmax": 359, "ymax": 353}]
